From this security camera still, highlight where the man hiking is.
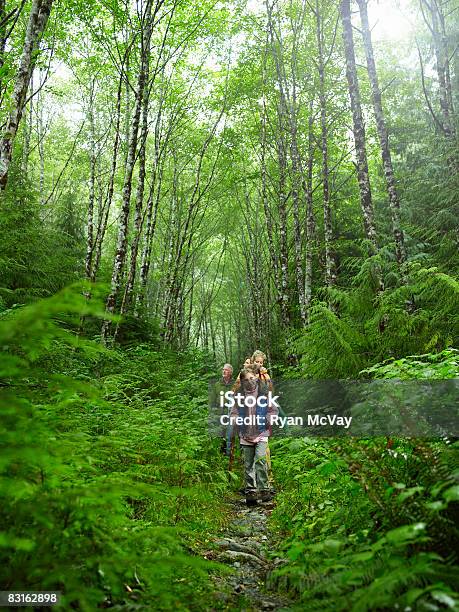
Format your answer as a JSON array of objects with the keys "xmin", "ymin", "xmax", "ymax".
[{"xmin": 210, "ymin": 363, "xmax": 235, "ymax": 455}]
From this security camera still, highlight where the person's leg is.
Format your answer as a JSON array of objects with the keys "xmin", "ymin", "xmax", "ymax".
[
  {"xmin": 225, "ymin": 425, "xmax": 232, "ymax": 456},
  {"xmin": 242, "ymin": 444, "xmax": 257, "ymax": 505},
  {"xmin": 266, "ymin": 442, "xmax": 275, "ymax": 490},
  {"xmin": 254, "ymin": 441, "xmax": 269, "ymax": 493}
]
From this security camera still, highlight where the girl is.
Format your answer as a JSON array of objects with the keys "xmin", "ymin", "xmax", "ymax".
[
  {"xmin": 251, "ymin": 350, "xmax": 273, "ymax": 391},
  {"xmin": 230, "ymin": 364, "xmax": 278, "ymax": 506}
]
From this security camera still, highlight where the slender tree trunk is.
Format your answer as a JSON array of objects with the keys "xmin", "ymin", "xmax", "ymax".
[
  {"xmin": 251, "ymin": 211, "xmax": 265, "ymax": 345},
  {"xmin": 235, "ymin": 309, "xmax": 242, "ymax": 365},
  {"xmin": 0, "ymin": 0, "xmax": 54, "ymax": 191},
  {"xmin": 22, "ymin": 74, "xmax": 34, "ymax": 176},
  {"xmin": 276, "ymin": 127, "xmax": 290, "ymax": 327},
  {"xmin": 315, "ymin": 0, "xmax": 336, "ymax": 287},
  {"xmin": 222, "ymin": 320, "xmax": 227, "ymax": 362},
  {"xmin": 185, "ymin": 263, "xmax": 195, "ymax": 347},
  {"xmin": 304, "ymin": 112, "xmax": 315, "ymax": 312},
  {"xmin": 340, "ymin": 0, "xmax": 377, "ymax": 249},
  {"xmin": 137, "ymin": 163, "xmax": 162, "ymax": 308},
  {"xmin": 85, "ymin": 79, "xmax": 96, "ymax": 280},
  {"xmin": 357, "ymin": 0, "xmax": 406, "ymax": 265},
  {"xmin": 419, "ymin": 0, "xmax": 456, "ymax": 140},
  {"xmin": 123, "ymin": 24, "xmax": 131, "ymax": 164},
  {"xmin": 209, "ymin": 307, "xmax": 216, "ymax": 359},
  {"xmin": 37, "ymin": 73, "xmax": 45, "ymax": 205},
  {"xmin": 119, "ymin": 48, "xmax": 151, "ymax": 317},
  {"xmin": 102, "ymin": 0, "xmax": 152, "ymax": 342},
  {"xmin": 437, "ymin": 2, "xmax": 454, "ymax": 122},
  {"xmin": 260, "ymin": 97, "xmax": 280, "ymax": 297},
  {"xmin": 137, "ymin": 95, "xmax": 165, "ymax": 311},
  {"xmin": 429, "ymin": 0, "xmax": 454, "ymax": 137},
  {"xmin": 289, "ymin": 96, "xmax": 307, "ymax": 323},
  {"xmin": 91, "ymin": 68, "xmax": 124, "ymax": 283},
  {"xmin": 277, "ymin": 11, "xmax": 307, "ymax": 325},
  {"xmin": 241, "ymin": 218, "xmax": 261, "ymax": 346},
  {"xmin": 0, "ymin": 0, "xmax": 6, "ymax": 94},
  {"xmin": 162, "ymin": 155, "xmax": 180, "ymax": 337},
  {"xmin": 266, "ymin": 2, "xmax": 290, "ymax": 326},
  {"xmin": 260, "ymin": 32, "xmax": 282, "ymax": 314}
]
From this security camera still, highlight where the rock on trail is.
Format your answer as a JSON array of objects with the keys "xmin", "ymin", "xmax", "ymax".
[{"xmin": 208, "ymin": 496, "xmax": 292, "ymax": 611}]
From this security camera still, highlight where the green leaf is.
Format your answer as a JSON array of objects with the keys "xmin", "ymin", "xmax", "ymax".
[{"xmin": 443, "ymin": 485, "xmax": 459, "ymax": 503}]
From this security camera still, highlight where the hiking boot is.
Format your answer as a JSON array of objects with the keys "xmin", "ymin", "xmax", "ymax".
[
  {"xmin": 245, "ymin": 491, "xmax": 258, "ymax": 507},
  {"xmin": 259, "ymin": 490, "xmax": 274, "ymax": 503}
]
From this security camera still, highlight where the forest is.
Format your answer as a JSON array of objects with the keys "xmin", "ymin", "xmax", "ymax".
[{"xmin": 0, "ymin": 0, "xmax": 458, "ymax": 609}]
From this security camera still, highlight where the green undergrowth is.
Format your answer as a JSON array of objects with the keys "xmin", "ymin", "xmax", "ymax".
[
  {"xmin": 268, "ymin": 351, "xmax": 459, "ymax": 611},
  {"xmin": 0, "ymin": 286, "xmax": 232, "ymax": 610},
  {"xmin": 289, "ymin": 263, "xmax": 459, "ymax": 379}
]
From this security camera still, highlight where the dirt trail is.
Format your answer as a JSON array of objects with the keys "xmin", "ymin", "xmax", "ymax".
[{"xmin": 208, "ymin": 495, "xmax": 293, "ymax": 611}]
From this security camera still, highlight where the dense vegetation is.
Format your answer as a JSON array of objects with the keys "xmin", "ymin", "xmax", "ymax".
[
  {"xmin": 270, "ymin": 352, "xmax": 459, "ymax": 610},
  {"xmin": 1, "ymin": 288, "xmax": 231, "ymax": 608},
  {"xmin": 1, "ymin": 0, "xmax": 458, "ymax": 609}
]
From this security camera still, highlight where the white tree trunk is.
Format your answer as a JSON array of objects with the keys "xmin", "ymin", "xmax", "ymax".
[{"xmin": 0, "ymin": 0, "xmax": 54, "ymax": 191}]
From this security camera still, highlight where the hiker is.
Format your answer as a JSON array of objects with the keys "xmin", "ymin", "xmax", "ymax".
[
  {"xmin": 210, "ymin": 363, "xmax": 235, "ymax": 455},
  {"xmin": 230, "ymin": 364, "xmax": 278, "ymax": 506},
  {"xmin": 226, "ymin": 357, "xmax": 254, "ymax": 473},
  {"xmin": 249, "ymin": 350, "xmax": 277, "ymax": 490},
  {"xmin": 230, "ymin": 352, "xmax": 275, "ymax": 471},
  {"xmin": 232, "ymin": 354, "xmax": 266, "ymax": 393},
  {"xmin": 248, "ymin": 350, "xmax": 289, "ymax": 490},
  {"xmin": 251, "ymin": 350, "xmax": 273, "ymax": 391}
]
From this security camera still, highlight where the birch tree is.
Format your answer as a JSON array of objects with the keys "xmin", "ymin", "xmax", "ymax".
[
  {"xmin": 357, "ymin": 0, "xmax": 406, "ymax": 265},
  {"xmin": 339, "ymin": 0, "xmax": 377, "ymax": 249},
  {"xmin": 314, "ymin": 0, "xmax": 336, "ymax": 286},
  {"xmin": 420, "ymin": 0, "xmax": 456, "ymax": 139},
  {"xmin": 0, "ymin": 0, "xmax": 54, "ymax": 191},
  {"xmin": 101, "ymin": 0, "xmax": 154, "ymax": 342},
  {"xmin": 266, "ymin": 2, "xmax": 291, "ymax": 326}
]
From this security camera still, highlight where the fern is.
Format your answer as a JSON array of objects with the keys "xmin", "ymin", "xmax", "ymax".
[
  {"xmin": 294, "ymin": 302, "xmax": 368, "ymax": 378},
  {"xmin": 0, "ymin": 287, "xmax": 230, "ymax": 610}
]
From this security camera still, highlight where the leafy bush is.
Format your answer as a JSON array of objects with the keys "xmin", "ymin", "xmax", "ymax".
[
  {"xmin": 268, "ymin": 350, "xmax": 459, "ymax": 610},
  {"xmin": 0, "ymin": 287, "xmax": 229, "ymax": 610}
]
